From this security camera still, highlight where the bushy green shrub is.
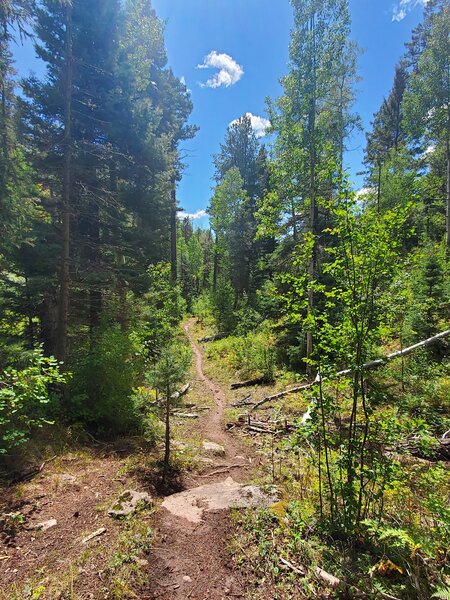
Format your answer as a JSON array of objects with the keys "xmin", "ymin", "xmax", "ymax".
[
  {"xmin": 70, "ymin": 324, "xmax": 142, "ymax": 435},
  {"xmin": 192, "ymin": 292, "xmax": 215, "ymax": 327},
  {"xmin": 207, "ymin": 322, "xmax": 276, "ymax": 380},
  {"xmin": 130, "ymin": 386, "xmax": 164, "ymax": 445},
  {"xmin": 211, "ymin": 278, "xmax": 236, "ymax": 334},
  {"xmin": 137, "ymin": 263, "xmax": 187, "ymax": 360},
  {"xmin": 0, "ymin": 349, "xmax": 68, "ymax": 454}
]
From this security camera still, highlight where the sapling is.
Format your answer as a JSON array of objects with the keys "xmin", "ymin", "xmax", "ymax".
[{"xmin": 146, "ymin": 340, "xmax": 191, "ymax": 476}]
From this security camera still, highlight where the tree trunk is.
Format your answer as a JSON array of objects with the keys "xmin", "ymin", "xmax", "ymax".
[
  {"xmin": 0, "ymin": 19, "xmax": 9, "ymax": 193},
  {"xmin": 56, "ymin": 4, "xmax": 73, "ymax": 364},
  {"xmin": 213, "ymin": 234, "xmax": 219, "ymax": 292},
  {"xmin": 171, "ymin": 184, "xmax": 177, "ymax": 281},
  {"xmin": 306, "ymin": 13, "xmax": 317, "ymax": 376},
  {"xmin": 164, "ymin": 384, "xmax": 171, "ymax": 474},
  {"xmin": 446, "ymin": 144, "xmax": 450, "ymax": 251},
  {"xmin": 377, "ymin": 162, "xmax": 382, "ymax": 213}
]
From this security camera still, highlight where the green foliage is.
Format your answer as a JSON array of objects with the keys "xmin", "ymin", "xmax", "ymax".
[
  {"xmin": 210, "ymin": 278, "xmax": 236, "ymax": 334},
  {"xmin": 146, "ymin": 339, "xmax": 191, "ymax": 397},
  {"xmin": 70, "ymin": 324, "xmax": 141, "ymax": 434},
  {"xmin": 146, "ymin": 338, "xmax": 191, "ymax": 469},
  {"xmin": 0, "ymin": 349, "xmax": 68, "ymax": 454},
  {"xmin": 139, "ymin": 263, "xmax": 186, "ymax": 360},
  {"xmin": 207, "ymin": 323, "xmax": 276, "ymax": 381},
  {"xmin": 432, "ymin": 587, "xmax": 450, "ymax": 599},
  {"xmin": 129, "ymin": 387, "xmax": 163, "ymax": 445}
]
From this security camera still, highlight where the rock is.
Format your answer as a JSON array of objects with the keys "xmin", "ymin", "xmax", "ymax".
[
  {"xmin": 108, "ymin": 490, "xmax": 152, "ymax": 518},
  {"xmin": 183, "ymin": 575, "xmax": 192, "ymax": 583},
  {"xmin": 33, "ymin": 519, "xmax": 57, "ymax": 531},
  {"xmin": 162, "ymin": 477, "xmax": 278, "ymax": 523},
  {"xmin": 54, "ymin": 473, "xmax": 76, "ymax": 484},
  {"xmin": 202, "ymin": 441, "xmax": 225, "ymax": 456}
]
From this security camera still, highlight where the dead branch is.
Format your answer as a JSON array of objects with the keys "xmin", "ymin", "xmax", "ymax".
[
  {"xmin": 280, "ymin": 556, "xmax": 400, "ymax": 598},
  {"xmin": 231, "ymin": 376, "xmax": 273, "ymax": 390},
  {"xmin": 198, "ymin": 333, "xmax": 226, "ymax": 343},
  {"xmin": 253, "ymin": 330, "xmax": 450, "ymax": 411}
]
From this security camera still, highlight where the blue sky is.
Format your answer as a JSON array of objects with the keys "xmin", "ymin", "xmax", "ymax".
[{"xmin": 13, "ymin": 0, "xmax": 428, "ymax": 227}]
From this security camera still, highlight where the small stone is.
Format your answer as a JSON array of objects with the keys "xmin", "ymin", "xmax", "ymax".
[
  {"xmin": 108, "ymin": 490, "xmax": 152, "ymax": 518},
  {"xmin": 202, "ymin": 441, "xmax": 225, "ymax": 456},
  {"xmin": 183, "ymin": 576, "xmax": 192, "ymax": 583},
  {"xmin": 33, "ymin": 519, "xmax": 57, "ymax": 531}
]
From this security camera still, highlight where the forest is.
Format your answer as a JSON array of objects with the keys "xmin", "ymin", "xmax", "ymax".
[{"xmin": 0, "ymin": 0, "xmax": 449, "ymax": 599}]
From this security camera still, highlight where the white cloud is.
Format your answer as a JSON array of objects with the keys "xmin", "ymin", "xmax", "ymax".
[
  {"xmin": 197, "ymin": 51, "xmax": 244, "ymax": 89},
  {"xmin": 177, "ymin": 209, "xmax": 207, "ymax": 221},
  {"xmin": 230, "ymin": 112, "xmax": 271, "ymax": 138},
  {"xmin": 180, "ymin": 76, "xmax": 186, "ymax": 86},
  {"xmin": 392, "ymin": 0, "xmax": 429, "ymax": 22}
]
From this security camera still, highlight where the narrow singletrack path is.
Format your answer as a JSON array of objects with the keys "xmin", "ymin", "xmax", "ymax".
[{"xmin": 145, "ymin": 321, "xmax": 253, "ymax": 600}]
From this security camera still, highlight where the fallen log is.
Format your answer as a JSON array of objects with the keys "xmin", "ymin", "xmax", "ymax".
[
  {"xmin": 231, "ymin": 376, "xmax": 273, "ymax": 390},
  {"xmin": 171, "ymin": 382, "xmax": 190, "ymax": 400},
  {"xmin": 252, "ymin": 329, "xmax": 450, "ymax": 411},
  {"xmin": 198, "ymin": 333, "xmax": 226, "ymax": 343},
  {"xmin": 232, "ymin": 393, "xmax": 253, "ymax": 407},
  {"xmin": 171, "ymin": 413, "xmax": 199, "ymax": 419}
]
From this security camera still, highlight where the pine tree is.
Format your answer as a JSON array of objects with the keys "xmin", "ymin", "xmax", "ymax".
[
  {"xmin": 365, "ymin": 64, "xmax": 408, "ymax": 208},
  {"xmin": 268, "ymin": 0, "xmax": 359, "ymax": 370},
  {"xmin": 403, "ymin": 3, "xmax": 450, "ymax": 249}
]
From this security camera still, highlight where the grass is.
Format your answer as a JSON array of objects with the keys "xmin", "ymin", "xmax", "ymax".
[{"xmin": 197, "ymin": 313, "xmax": 450, "ymax": 599}]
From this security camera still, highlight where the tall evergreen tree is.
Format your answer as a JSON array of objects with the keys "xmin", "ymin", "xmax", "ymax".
[
  {"xmin": 268, "ymin": 0, "xmax": 359, "ymax": 370},
  {"xmin": 403, "ymin": 2, "xmax": 450, "ymax": 249}
]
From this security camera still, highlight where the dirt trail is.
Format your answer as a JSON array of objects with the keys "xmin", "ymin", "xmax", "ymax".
[
  {"xmin": 145, "ymin": 322, "xmax": 255, "ymax": 599},
  {"xmin": 184, "ymin": 322, "xmax": 245, "ymax": 463}
]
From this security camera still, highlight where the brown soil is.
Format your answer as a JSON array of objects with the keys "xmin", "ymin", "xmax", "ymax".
[
  {"xmin": 142, "ymin": 321, "xmax": 258, "ymax": 599},
  {"xmin": 0, "ymin": 451, "xmax": 141, "ymax": 597},
  {"xmin": 0, "ymin": 321, "xmax": 264, "ymax": 599}
]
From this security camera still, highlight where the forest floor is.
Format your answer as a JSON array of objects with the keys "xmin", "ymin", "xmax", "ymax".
[{"xmin": 0, "ymin": 321, "xmax": 277, "ymax": 600}]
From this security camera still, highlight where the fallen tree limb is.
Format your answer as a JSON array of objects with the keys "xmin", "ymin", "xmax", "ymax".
[
  {"xmin": 280, "ymin": 556, "xmax": 400, "ymax": 598},
  {"xmin": 171, "ymin": 382, "xmax": 190, "ymax": 400},
  {"xmin": 231, "ymin": 376, "xmax": 273, "ymax": 390},
  {"xmin": 232, "ymin": 393, "xmax": 253, "ymax": 407},
  {"xmin": 198, "ymin": 333, "xmax": 226, "ymax": 343},
  {"xmin": 171, "ymin": 413, "xmax": 199, "ymax": 419},
  {"xmin": 252, "ymin": 329, "xmax": 450, "ymax": 411}
]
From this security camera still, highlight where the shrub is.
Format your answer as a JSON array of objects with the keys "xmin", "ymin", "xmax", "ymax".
[
  {"xmin": 0, "ymin": 349, "xmax": 68, "ymax": 454},
  {"xmin": 207, "ymin": 322, "xmax": 276, "ymax": 380},
  {"xmin": 69, "ymin": 325, "xmax": 142, "ymax": 435}
]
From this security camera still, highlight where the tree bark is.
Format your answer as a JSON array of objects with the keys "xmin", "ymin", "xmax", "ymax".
[
  {"xmin": 164, "ymin": 384, "xmax": 171, "ymax": 474},
  {"xmin": 56, "ymin": 4, "xmax": 73, "ymax": 364},
  {"xmin": 170, "ymin": 184, "xmax": 177, "ymax": 281},
  {"xmin": 306, "ymin": 13, "xmax": 317, "ymax": 376},
  {"xmin": 446, "ymin": 143, "xmax": 450, "ymax": 251}
]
